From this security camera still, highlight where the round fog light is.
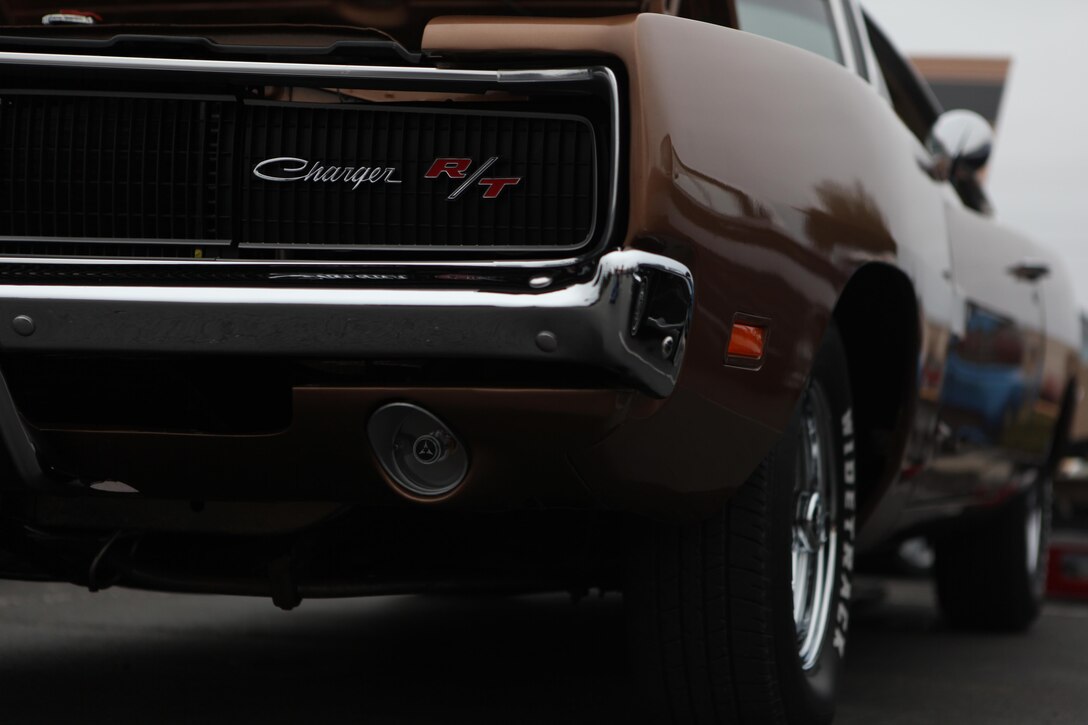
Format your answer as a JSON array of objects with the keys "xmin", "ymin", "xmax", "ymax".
[{"xmin": 367, "ymin": 403, "xmax": 468, "ymax": 497}]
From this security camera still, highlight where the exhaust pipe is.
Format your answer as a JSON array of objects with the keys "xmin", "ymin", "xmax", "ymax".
[{"xmin": 367, "ymin": 403, "xmax": 469, "ymax": 498}]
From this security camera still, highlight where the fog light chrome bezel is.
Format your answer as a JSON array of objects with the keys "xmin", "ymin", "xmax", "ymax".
[{"xmin": 367, "ymin": 402, "xmax": 469, "ymax": 498}]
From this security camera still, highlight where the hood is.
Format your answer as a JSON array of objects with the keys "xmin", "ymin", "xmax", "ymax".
[{"xmin": 0, "ymin": 0, "xmax": 643, "ymax": 49}]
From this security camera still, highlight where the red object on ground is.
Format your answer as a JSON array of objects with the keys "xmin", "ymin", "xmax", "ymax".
[{"xmin": 1047, "ymin": 537, "xmax": 1088, "ymax": 599}]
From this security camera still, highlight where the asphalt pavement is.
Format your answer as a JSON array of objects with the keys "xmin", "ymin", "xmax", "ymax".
[{"xmin": 0, "ymin": 576, "xmax": 1084, "ymax": 724}]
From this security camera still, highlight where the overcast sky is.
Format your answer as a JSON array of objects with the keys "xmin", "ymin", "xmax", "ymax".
[{"xmin": 863, "ymin": 0, "xmax": 1088, "ymax": 307}]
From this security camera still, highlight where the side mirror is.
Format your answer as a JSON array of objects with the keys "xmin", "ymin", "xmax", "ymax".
[{"xmin": 927, "ymin": 109, "xmax": 994, "ymax": 181}]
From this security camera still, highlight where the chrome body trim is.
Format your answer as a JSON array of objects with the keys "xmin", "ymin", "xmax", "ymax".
[
  {"xmin": 847, "ymin": 0, "xmax": 891, "ymax": 99},
  {"xmin": 827, "ymin": 0, "xmax": 857, "ymax": 74},
  {"xmin": 595, "ymin": 66, "xmax": 621, "ymax": 259},
  {"xmin": 0, "ymin": 53, "xmax": 621, "ymax": 269},
  {"xmin": 0, "ymin": 254, "xmax": 584, "ymax": 269},
  {"xmin": 0, "ymin": 51, "xmax": 592, "ymax": 84},
  {"xmin": 0, "ymin": 235, "xmax": 233, "ymax": 246},
  {"xmin": 0, "ymin": 250, "xmax": 692, "ymax": 398}
]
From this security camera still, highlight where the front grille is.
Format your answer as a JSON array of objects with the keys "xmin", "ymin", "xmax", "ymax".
[
  {"xmin": 0, "ymin": 93, "xmax": 234, "ymax": 246},
  {"xmin": 0, "ymin": 90, "xmax": 602, "ymax": 260},
  {"xmin": 241, "ymin": 104, "xmax": 596, "ymax": 250}
]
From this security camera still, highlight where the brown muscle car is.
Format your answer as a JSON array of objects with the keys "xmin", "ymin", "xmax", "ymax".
[{"xmin": 0, "ymin": 1, "xmax": 1077, "ymax": 723}]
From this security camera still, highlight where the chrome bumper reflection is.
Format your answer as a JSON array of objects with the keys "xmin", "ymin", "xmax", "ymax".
[{"xmin": 0, "ymin": 250, "xmax": 693, "ymax": 398}]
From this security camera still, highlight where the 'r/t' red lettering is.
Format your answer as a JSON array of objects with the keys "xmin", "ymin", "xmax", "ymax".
[
  {"xmin": 424, "ymin": 158, "xmax": 472, "ymax": 179},
  {"xmin": 478, "ymin": 178, "xmax": 521, "ymax": 198}
]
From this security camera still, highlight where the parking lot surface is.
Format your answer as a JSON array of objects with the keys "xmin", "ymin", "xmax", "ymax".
[{"xmin": 0, "ymin": 577, "xmax": 1084, "ymax": 724}]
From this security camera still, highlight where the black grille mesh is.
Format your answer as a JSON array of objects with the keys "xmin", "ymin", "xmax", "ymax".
[
  {"xmin": 0, "ymin": 93, "xmax": 600, "ymax": 258},
  {"xmin": 241, "ymin": 104, "xmax": 596, "ymax": 249},
  {"xmin": 0, "ymin": 94, "xmax": 234, "ymax": 244}
]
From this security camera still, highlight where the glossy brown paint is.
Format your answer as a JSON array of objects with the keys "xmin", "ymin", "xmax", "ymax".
[
  {"xmin": 29, "ymin": 387, "xmax": 625, "ymax": 508},
  {"xmin": 0, "ymin": 0, "xmax": 642, "ymax": 47},
  {"xmin": 427, "ymin": 15, "xmax": 930, "ymax": 517},
  {"xmin": 424, "ymin": 14, "xmax": 1080, "ymax": 534},
  {"xmin": 892, "ymin": 201, "xmax": 1079, "ymax": 530}
]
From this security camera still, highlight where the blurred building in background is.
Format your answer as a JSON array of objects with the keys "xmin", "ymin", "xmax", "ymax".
[{"xmin": 911, "ymin": 56, "xmax": 1011, "ymax": 127}]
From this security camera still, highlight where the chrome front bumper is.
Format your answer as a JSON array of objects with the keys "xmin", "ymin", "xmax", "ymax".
[{"xmin": 0, "ymin": 250, "xmax": 693, "ymax": 398}]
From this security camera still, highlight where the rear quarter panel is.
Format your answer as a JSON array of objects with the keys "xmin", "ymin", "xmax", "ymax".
[{"xmin": 424, "ymin": 14, "xmax": 954, "ymax": 517}]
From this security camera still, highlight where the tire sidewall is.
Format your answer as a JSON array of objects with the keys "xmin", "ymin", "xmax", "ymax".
[
  {"xmin": 770, "ymin": 325, "xmax": 856, "ymax": 723},
  {"xmin": 1022, "ymin": 469, "xmax": 1052, "ymax": 610}
]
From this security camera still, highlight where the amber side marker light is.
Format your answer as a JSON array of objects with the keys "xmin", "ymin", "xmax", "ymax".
[
  {"xmin": 728, "ymin": 323, "xmax": 765, "ymax": 358},
  {"xmin": 725, "ymin": 315, "xmax": 769, "ymax": 369}
]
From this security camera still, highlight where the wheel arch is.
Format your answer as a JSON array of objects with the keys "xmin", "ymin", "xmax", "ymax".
[{"xmin": 832, "ymin": 262, "xmax": 921, "ymax": 522}]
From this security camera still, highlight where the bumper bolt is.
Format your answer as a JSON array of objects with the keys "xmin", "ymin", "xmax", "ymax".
[
  {"xmin": 12, "ymin": 315, "xmax": 35, "ymax": 336},
  {"xmin": 535, "ymin": 330, "xmax": 559, "ymax": 353},
  {"xmin": 661, "ymin": 335, "xmax": 676, "ymax": 358}
]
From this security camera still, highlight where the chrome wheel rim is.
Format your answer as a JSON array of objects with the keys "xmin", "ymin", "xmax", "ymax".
[
  {"xmin": 791, "ymin": 383, "xmax": 838, "ymax": 671},
  {"xmin": 1025, "ymin": 486, "xmax": 1043, "ymax": 577}
]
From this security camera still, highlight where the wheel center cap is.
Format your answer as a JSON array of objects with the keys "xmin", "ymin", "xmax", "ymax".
[{"xmin": 795, "ymin": 491, "xmax": 829, "ymax": 553}]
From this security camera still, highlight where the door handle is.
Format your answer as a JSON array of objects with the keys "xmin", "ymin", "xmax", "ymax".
[{"xmin": 1008, "ymin": 259, "xmax": 1050, "ymax": 282}]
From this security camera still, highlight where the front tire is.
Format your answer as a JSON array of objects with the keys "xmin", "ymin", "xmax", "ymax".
[{"xmin": 626, "ymin": 324, "xmax": 857, "ymax": 725}]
